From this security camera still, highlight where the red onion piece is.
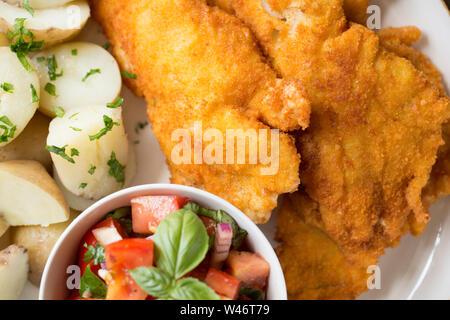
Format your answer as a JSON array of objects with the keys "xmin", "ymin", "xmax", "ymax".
[{"xmin": 211, "ymin": 223, "xmax": 233, "ymax": 269}]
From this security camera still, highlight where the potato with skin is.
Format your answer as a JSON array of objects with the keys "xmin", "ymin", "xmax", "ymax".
[
  {"xmin": 0, "ymin": 160, "xmax": 70, "ymax": 226},
  {"xmin": 5, "ymin": 0, "xmax": 74, "ymax": 10},
  {"xmin": 0, "ymin": 47, "xmax": 39, "ymax": 147},
  {"xmin": 0, "ymin": 229, "xmax": 10, "ymax": 251},
  {"xmin": 0, "ymin": 244, "xmax": 29, "ymax": 300},
  {"xmin": 11, "ymin": 210, "xmax": 78, "ymax": 286},
  {"xmin": 47, "ymin": 105, "xmax": 131, "ymax": 200},
  {"xmin": 0, "ymin": 217, "xmax": 8, "ymax": 238},
  {"xmin": 0, "ymin": 112, "xmax": 52, "ymax": 171},
  {"xmin": 0, "ymin": 1, "xmax": 90, "ymax": 47},
  {"xmin": 33, "ymin": 42, "xmax": 121, "ymax": 117},
  {"xmin": 0, "ymin": 33, "xmax": 8, "ymax": 46}
]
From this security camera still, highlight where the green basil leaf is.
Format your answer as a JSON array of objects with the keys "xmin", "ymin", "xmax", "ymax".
[
  {"xmin": 171, "ymin": 277, "xmax": 219, "ymax": 300},
  {"xmin": 130, "ymin": 267, "xmax": 173, "ymax": 298},
  {"xmin": 153, "ymin": 209, "xmax": 209, "ymax": 279},
  {"xmin": 183, "ymin": 202, "xmax": 247, "ymax": 249},
  {"xmin": 79, "ymin": 265, "xmax": 106, "ymax": 299}
]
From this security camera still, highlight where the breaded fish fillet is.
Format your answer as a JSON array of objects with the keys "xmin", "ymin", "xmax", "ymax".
[
  {"xmin": 214, "ymin": 0, "xmax": 450, "ymax": 266},
  {"xmin": 276, "ymin": 193, "xmax": 369, "ymax": 300},
  {"xmin": 91, "ymin": 0, "xmax": 307, "ymax": 222},
  {"xmin": 378, "ymin": 26, "xmax": 450, "ymax": 211},
  {"xmin": 343, "ymin": 0, "xmax": 370, "ymax": 25}
]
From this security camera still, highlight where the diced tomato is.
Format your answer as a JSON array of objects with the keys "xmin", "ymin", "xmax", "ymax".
[
  {"xmin": 225, "ymin": 251, "xmax": 270, "ymax": 289},
  {"xmin": 205, "ymin": 268, "xmax": 241, "ymax": 300},
  {"xmin": 131, "ymin": 195, "xmax": 189, "ymax": 234},
  {"xmin": 105, "ymin": 238, "xmax": 154, "ymax": 271},
  {"xmin": 104, "ymin": 238, "xmax": 154, "ymax": 300},
  {"xmin": 78, "ymin": 218, "xmax": 128, "ymax": 276},
  {"xmin": 106, "ymin": 271, "xmax": 147, "ymax": 300},
  {"xmin": 199, "ymin": 216, "xmax": 216, "ymax": 237},
  {"xmin": 78, "ymin": 230, "xmax": 100, "ymax": 276}
]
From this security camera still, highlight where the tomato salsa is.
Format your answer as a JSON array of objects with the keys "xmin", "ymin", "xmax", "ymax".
[{"xmin": 68, "ymin": 195, "xmax": 270, "ymax": 300}]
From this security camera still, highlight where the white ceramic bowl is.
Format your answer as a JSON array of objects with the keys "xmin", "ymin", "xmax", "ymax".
[{"xmin": 39, "ymin": 184, "xmax": 287, "ymax": 300}]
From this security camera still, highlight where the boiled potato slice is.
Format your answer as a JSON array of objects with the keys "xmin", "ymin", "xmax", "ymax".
[
  {"xmin": 53, "ymin": 142, "xmax": 135, "ymax": 211},
  {"xmin": 48, "ymin": 105, "xmax": 131, "ymax": 200},
  {"xmin": 5, "ymin": 0, "xmax": 73, "ymax": 10},
  {"xmin": 11, "ymin": 209, "xmax": 78, "ymax": 286},
  {"xmin": 0, "ymin": 0, "xmax": 90, "ymax": 47},
  {"xmin": 0, "ymin": 244, "xmax": 29, "ymax": 300},
  {"xmin": 0, "ymin": 33, "xmax": 8, "ymax": 46},
  {"xmin": 0, "ymin": 47, "xmax": 39, "ymax": 147},
  {"xmin": 53, "ymin": 165, "xmax": 95, "ymax": 211},
  {"xmin": 0, "ymin": 160, "xmax": 70, "ymax": 226},
  {"xmin": 0, "ymin": 112, "xmax": 52, "ymax": 171},
  {"xmin": 34, "ymin": 42, "xmax": 121, "ymax": 117}
]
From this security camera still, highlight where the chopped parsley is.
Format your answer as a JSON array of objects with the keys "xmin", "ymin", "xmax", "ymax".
[
  {"xmin": 79, "ymin": 183, "xmax": 88, "ymax": 189},
  {"xmin": 70, "ymin": 126, "xmax": 82, "ymax": 132},
  {"xmin": 69, "ymin": 112, "xmax": 79, "ymax": 119},
  {"xmin": 121, "ymin": 71, "xmax": 136, "ymax": 79},
  {"xmin": 0, "ymin": 83, "xmax": 14, "ymax": 93},
  {"xmin": 107, "ymin": 151, "xmax": 125, "ymax": 184},
  {"xmin": 53, "ymin": 106, "xmax": 65, "ymax": 118},
  {"xmin": 105, "ymin": 207, "xmax": 132, "ymax": 233},
  {"xmin": 106, "ymin": 97, "xmax": 123, "ymax": 108},
  {"xmin": 70, "ymin": 148, "xmax": 79, "ymax": 157},
  {"xmin": 44, "ymin": 83, "xmax": 57, "ymax": 96},
  {"xmin": 36, "ymin": 56, "xmax": 45, "ymax": 63},
  {"xmin": 89, "ymin": 115, "xmax": 120, "ymax": 141},
  {"xmin": 71, "ymin": 49, "xmax": 78, "ymax": 56},
  {"xmin": 30, "ymin": 84, "xmax": 39, "ymax": 103},
  {"xmin": 88, "ymin": 165, "xmax": 96, "ymax": 175},
  {"xmin": 9, "ymin": 18, "xmax": 44, "ymax": 72},
  {"xmin": 83, "ymin": 243, "xmax": 105, "ymax": 265},
  {"xmin": 46, "ymin": 55, "xmax": 63, "ymax": 81},
  {"xmin": 102, "ymin": 41, "xmax": 110, "ymax": 50},
  {"xmin": 82, "ymin": 69, "xmax": 101, "ymax": 82},
  {"xmin": 46, "ymin": 145, "xmax": 75, "ymax": 163},
  {"xmin": 0, "ymin": 116, "xmax": 16, "ymax": 143},
  {"xmin": 22, "ymin": 0, "xmax": 34, "ymax": 16}
]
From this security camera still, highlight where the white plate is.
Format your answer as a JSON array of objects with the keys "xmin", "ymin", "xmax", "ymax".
[{"xmin": 21, "ymin": 0, "xmax": 450, "ymax": 300}]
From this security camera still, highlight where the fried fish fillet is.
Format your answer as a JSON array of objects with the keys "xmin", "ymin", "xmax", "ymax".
[
  {"xmin": 276, "ymin": 24, "xmax": 450, "ymax": 300},
  {"xmin": 214, "ymin": 0, "xmax": 450, "ymax": 266},
  {"xmin": 343, "ymin": 0, "xmax": 370, "ymax": 24},
  {"xmin": 91, "ymin": 0, "xmax": 307, "ymax": 222},
  {"xmin": 377, "ymin": 26, "xmax": 450, "ymax": 210},
  {"xmin": 276, "ymin": 193, "xmax": 369, "ymax": 300}
]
